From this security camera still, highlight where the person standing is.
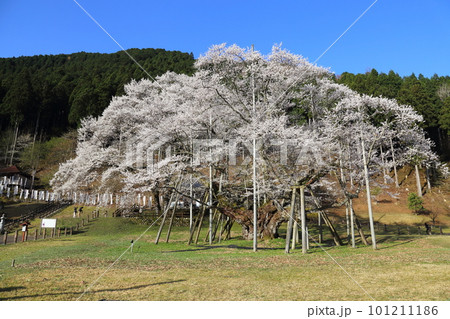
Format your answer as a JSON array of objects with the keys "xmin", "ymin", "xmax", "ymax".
[
  {"xmin": 0, "ymin": 213, "xmax": 5, "ymax": 234},
  {"xmin": 20, "ymin": 221, "xmax": 30, "ymax": 241}
]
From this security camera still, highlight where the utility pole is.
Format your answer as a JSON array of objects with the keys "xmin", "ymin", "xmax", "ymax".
[
  {"xmin": 209, "ymin": 113, "xmax": 213, "ymax": 245},
  {"xmin": 361, "ymin": 137, "xmax": 377, "ymax": 250},
  {"xmin": 300, "ymin": 186, "xmax": 307, "ymax": 254},
  {"xmin": 251, "ymin": 44, "xmax": 257, "ymax": 252},
  {"xmin": 190, "ymin": 135, "xmax": 193, "ymax": 233}
]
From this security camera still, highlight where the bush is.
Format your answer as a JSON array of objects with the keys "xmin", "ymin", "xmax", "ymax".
[{"xmin": 407, "ymin": 192, "xmax": 424, "ymax": 214}]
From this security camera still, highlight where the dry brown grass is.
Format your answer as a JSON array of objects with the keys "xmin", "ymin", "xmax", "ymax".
[{"xmin": 1, "ymin": 235, "xmax": 449, "ymax": 301}]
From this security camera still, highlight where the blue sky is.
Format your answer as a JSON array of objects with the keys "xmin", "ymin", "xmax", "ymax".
[{"xmin": 1, "ymin": 0, "xmax": 449, "ymax": 77}]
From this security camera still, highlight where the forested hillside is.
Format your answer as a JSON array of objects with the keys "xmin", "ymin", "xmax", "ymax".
[
  {"xmin": 0, "ymin": 48, "xmax": 195, "ymax": 135},
  {"xmin": 336, "ymin": 70, "xmax": 450, "ymax": 158}
]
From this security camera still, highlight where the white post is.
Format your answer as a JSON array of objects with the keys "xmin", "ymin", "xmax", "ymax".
[
  {"xmin": 390, "ymin": 138, "xmax": 399, "ymax": 188},
  {"xmin": 190, "ymin": 136, "xmax": 194, "ymax": 232},
  {"xmin": 209, "ymin": 113, "xmax": 213, "ymax": 245},
  {"xmin": 380, "ymin": 145, "xmax": 387, "ymax": 184},
  {"xmin": 361, "ymin": 138, "xmax": 377, "ymax": 250},
  {"xmin": 349, "ymin": 199, "xmax": 356, "ymax": 248},
  {"xmin": 251, "ymin": 44, "xmax": 257, "ymax": 252},
  {"xmin": 300, "ymin": 186, "xmax": 307, "ymax": 254}
]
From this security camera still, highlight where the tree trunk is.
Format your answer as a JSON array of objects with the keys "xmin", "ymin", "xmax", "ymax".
[
  {"xmin": 9, "ymin": 122, "xmax": 19, "ymax": 166},
  {"xmin": 415, "ymin": 164, "xmax": 423, "ymax": 197},
  {"xmin": 153, "ymin": 190, "xmax": 162, "ymax": 215},
  {"xmin": 380, "ymin": 145, "xmax": 387, "ymax": 184},
  {"xmin": 425, "ymin": 167, "xmax": 431, "ymax": 193},
  {"xmin": 390, "ymin": 138, "xmax": 399, "ymax": 188},
  {"xmin": 221, "ymin": 201, "xmax": 285, "ymax": 241}
]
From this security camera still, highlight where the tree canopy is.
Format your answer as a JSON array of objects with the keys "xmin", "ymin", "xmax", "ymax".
[{"xmin": 51, "ymin": 44, "xmax": 447, "ymax": 241}]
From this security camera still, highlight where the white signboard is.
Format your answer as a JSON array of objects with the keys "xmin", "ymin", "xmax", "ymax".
[{"xmin": 41, "ymin": 218, "xmax": 57, "ymax": 228}]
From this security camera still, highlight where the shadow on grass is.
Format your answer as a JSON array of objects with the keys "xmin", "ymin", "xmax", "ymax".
[
  {"xmin": 162, "ymin": 240, "xmax": 340, "ymax": 253},
  {"xmin": 0, "ymin": 286, "xmax": 26, "ymax": 292},
  {"xmin": 0, "ymin": 280, "xmax": 186, "ymax": 301},
  {"xmin": 377, "ymin": 238, "xmax": 417, "ymax": 250},
  {"xmin": 161, "ymin": 244, "xmax": 285, "ymax": 253}
]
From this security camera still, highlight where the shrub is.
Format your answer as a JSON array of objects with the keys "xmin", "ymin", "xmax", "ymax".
[{"xmin": 407, "ymin": 192, "xmax": 424, "ymax": 214}]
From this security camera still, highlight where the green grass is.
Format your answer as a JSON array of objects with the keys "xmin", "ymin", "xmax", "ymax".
[{"xmin": 0, "ymin": 206, "xmax": 449, "ymax": 301}]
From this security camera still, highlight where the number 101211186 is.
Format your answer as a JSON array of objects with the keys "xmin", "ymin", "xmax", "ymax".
[{"xmin": 368, "ymin": 305, "xmax": 439, "ymax": 316}]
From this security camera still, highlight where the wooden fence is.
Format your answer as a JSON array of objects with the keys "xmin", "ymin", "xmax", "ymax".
[{"xmin": 2, "ymin": 209, "xmax": 101, "ymax": 245}]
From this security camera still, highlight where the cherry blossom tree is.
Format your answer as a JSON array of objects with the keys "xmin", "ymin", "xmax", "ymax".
[{"xmin": 51, "ymin": 43, "xmax": 447, "ymax": 249}]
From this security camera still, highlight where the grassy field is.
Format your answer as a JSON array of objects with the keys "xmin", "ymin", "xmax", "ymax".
[{"xmin": 0, "ymin": 204, "xmax": 449, "ymax": 301}]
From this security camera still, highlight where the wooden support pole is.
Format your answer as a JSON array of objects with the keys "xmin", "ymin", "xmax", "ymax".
[
  {"xmin": 211, "ymin": 211, "xmax": 222, "ymax": 242},
  {"xmin": 51, "ymin": 228, "xmax": 55, "ymax": 238},
  {"xmin": 205, "ymin": 209, "xmax": 219, "ymax": 242},
  {"xmin": 3, "ymin": 232, "xmax": 8, "ymax": 245},
  {"xmin": 220, "ymin": 217, "xmax": 230, "ymax": 239},
  {"xmin": 309, "ymin": 188, "xmax": 342, "ymax": 246},
  {"xmin": 300, "ymin": 186, "xmax": 307, "ymax": 254},
  {"xmin": 349, "ymin": 199, "xmax": 356, "ymax": 248},
  {"xmin": 226, "ymin": 220, "xmax": 233, "ymax": 240},
  {"xmin": 64, "ymin": 227, "xmax": 67, "ymax": 236},
  {"xmin": 285, "ymin": 187, "xmax": 297, "ymax": 254},
  {"xmin": 58, "ymin": 228, "xmax": 61, "ymax": 238},
  {"xmin": 70, "ymin": 227, "xmax": 73, "ymax": 236},
  {"xmin": 188, "ymin": 198, "xmax": 203, "ymax": 245},
  {"xmin": 440, "ymin": 226, "xmax": 443, "ymax": 235},
  {"xmin": 24, "ymin": 231, "xmax": 28, "ymax": 242},
  {"xmin": 14, "ymin": 230, "xmax": 18, "ymax": 243},
  {"xmin": 292, "ymin": 197, "xmax": 300, "ymax": 251},
  {"xmin": 165, "ymin": 192, "xmax": 180, "ymax": 243},
  {"xmin": 217, "ymin": 215, "xmax": 224, "ymax": 243},
  {"xmin": 155, "ymin": 190, "xmax": 176, "ymax": 244},
  {"xmin": 345, "ymin": 206, "xmax": 350, "ymax": 244},
  {"xmin": 34, "ymin": 229, "xmax": 38, "ymax": 241},
  {"xmin": 306, "ymin": 225, "xmax": 310, "ymax": 250},
  {"xmin": 194, "ymin": 194, "xmax": 208, "ymax": 245},
  {"xmin": 354, "ymin": 216, "xmax": 369, "ymax": 246},
  {"xmin": 43, "ymin": 229, "xmax": 46, "ymax": 239},
  {"xmin": 318, "ymin": 212, "xmax": 323, "ymax": 244},
  {"xmin": 291, "ymin": 223, "xmax": 298, "ymax": 250}
]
